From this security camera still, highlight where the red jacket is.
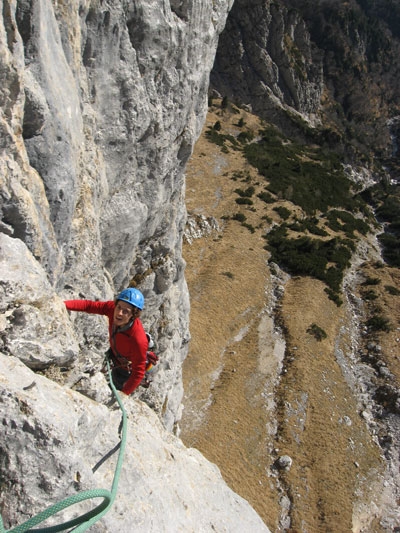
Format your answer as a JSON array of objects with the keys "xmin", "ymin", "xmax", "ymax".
[{"xmin": 64, "ymin": 300, "xmax": 148, "ymax": 394}]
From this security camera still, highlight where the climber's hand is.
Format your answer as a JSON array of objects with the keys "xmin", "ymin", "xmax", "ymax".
[{"xmin": 147, "ymin": 351, "xmax": 159, "ymax": 365}]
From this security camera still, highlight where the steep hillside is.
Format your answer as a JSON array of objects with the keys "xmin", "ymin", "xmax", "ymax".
[
  {"xmin": 180, "ymin": 99, "xmax": 400, "ymax": 531},
  {"xmin": 212, "ymin": 0, "xmax": 400, "ymax": 163}
]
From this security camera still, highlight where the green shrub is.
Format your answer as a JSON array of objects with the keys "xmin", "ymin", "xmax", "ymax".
[
  {"xmin": 205, "ymin": 128, "xmax": 226, "ymax": 146},
  {"xmin": 265, "ymin": 227, "xmax": 355, "ymax": 297},
  {"xmin": 288, "ymin": 218, "xmax": 329, "ymax": 236},
  {"xmin": 307, "ymin": 223, "xmax": 329, "ymax": 237},
  {"xmin": 262, "ymin": 215, "xmax": 273, "ymax": 224},
  {"xmin": 273, "ymin": 206, "xmax": 291, "ymax": 220},
  {"xmin": 242, "ymin": 222, "xmax": 256, "ymax": 233},
  {"xmin": 362, "ymin": 182, "xmax": 400, "ymax": 267},
  {"xmin": 326, "ymin": 217, "xmax": 342, "ymax": 232},
  {"xmin": 376, "ymin": 196, "xmax": 400, "ymax": 221},
  {"xmin": 243, "ymin": 126, "xmax": 364, "ymax": 215},
  {"xmin": 233, "ymin": 213, "xmax": 246, "ymax": 222},
  {"xmin": 231, "ymin": 170, "xmax": 252, "ymax": 182},
  {"xmin": 307, "ymin": 323, "xmax": 327, "ymax": 341},
  {"xmin": 237, "ymin": 131, "xmax": 255, "ymax": 144},
  {"xmin": 366, "ymin": 315, "xmax": 392, "ymax": 332},
  {"xmin": 326, "ymin": 241, "xmax": 352, "ymax": 269},
  {"xmin": 362, "ymin": 276, "xmax": 381, "ymax": 286},
  {"xmin": 385, "ymin": 285, "xmax": 400, "ymax": 296},
  {"xmin": 326, "ymin": 210, "xmax": 370, "ymax": 236},
  {"xmin": 235, "ymin": 197, "xmax": 253, "ymax": 205},
  {"xmin": 325, "ymin": 288, "xmax": 343, "ymax": 306},
  {"xmin": 378, "ymin": 233, "xmax": 400, "ymax": 267},
  {"xmin": 205, "ymin": 128, "xmax": 240, "ymax": 150},
  {"xmin": 362, "ymin": 289, "xmax": 378, "ymax": 301},
  {"xmin": 257, "ymin": 191, "xmax": 275, "ymax": 203},
  {"xmin": 235, "ymin": 186, "xmax": 255, "ymax": 198}
]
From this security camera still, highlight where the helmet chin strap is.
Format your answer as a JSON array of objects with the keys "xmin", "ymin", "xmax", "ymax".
[{"xmin": 115, "ymin": 318, "xmax": 134, "ymax": 333}]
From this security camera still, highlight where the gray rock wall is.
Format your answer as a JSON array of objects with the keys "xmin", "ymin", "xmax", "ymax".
[
  {"xmin": 211, "ymin": 0, "xmax": 323, "ymax": 123},
  {"xmin": 0, "ymin": 353, "xmax": 271, "ymax": 532},
  {"xmin": 0, "ymin": 1, "xmax": 271, "ymax": 530},
  {"xmin": 1, "ymin": 0, "xmax": 232, "ymax": 430}
]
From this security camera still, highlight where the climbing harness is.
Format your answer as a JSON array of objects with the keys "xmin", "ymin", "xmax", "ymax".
[
  {"xmin": 0, "ymin": 359, "xmax": 127, "ymax": 533},
  {"xmin": 104, "ymin": 331, "xmax": 160, "ymax": 389}
]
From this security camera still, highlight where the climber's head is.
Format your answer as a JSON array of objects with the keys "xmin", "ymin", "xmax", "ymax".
[{"xmin": 114, "ymin": 288, "xmax": 144, "ymax": 327}]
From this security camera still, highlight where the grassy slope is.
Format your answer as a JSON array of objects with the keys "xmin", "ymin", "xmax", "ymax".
[{"xmin": 180, "ymin": 100, "xmax": 400, "ymax": 532}]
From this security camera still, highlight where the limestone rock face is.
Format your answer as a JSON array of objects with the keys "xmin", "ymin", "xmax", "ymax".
[
  {"xmin": 211, "ymin": 0, "xmax": 400, "ymax": 158},
  {"xmin": 0, "ymin": 1, "xmax": 271, "ymax": 529},
  {"xmin": 0, "ymin": 234, "xmax": 79, "ymax": 369},
  {"xmin": 0, "ymin": 354, "xmax": 271, "ymax": 532},
  {"xmin": 0, "ymin": 0, "xmax": 232, "ymax": 429},
  {"xmin": 211, "ymin": 0, "xmax": 323, "ymax": 120},
  {"xmin": 0, "ymin": 0, "xmax": 268, "ymax": 533}
]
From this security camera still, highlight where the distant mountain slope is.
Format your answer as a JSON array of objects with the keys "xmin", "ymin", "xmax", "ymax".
[
  {"xmin": 181, "ymin": 96, "xmax": 400, "ymax": 532},
  {"xmin": 211, "ymin": 0, "xmax": 400, "ymax": 165}
]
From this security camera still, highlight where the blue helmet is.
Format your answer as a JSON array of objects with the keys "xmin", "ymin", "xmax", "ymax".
[{"xmin": 116, "ymin": 288, "xmax": 145, "ymax": 310}]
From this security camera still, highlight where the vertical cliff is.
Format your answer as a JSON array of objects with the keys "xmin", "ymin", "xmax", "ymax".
[
  {"xmin": 1, "ymin": 2, "xmax": 270, "ymax": 530},
  {"xmin": 211, "ymin": 0, "xmax": 400, "ymax": 161},
  {"xmin": 211, "ymin": 0, "xmax": 323, "ymax": 129},
  {"xmin": 1, "ymin": 0, "xmax": 233, "ymax": 430},
  {"xmin": 2, "ymin": 0, "xmax": 399, "ymax": 531}
]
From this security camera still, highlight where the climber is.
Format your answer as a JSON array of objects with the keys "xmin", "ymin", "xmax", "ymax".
[{"xmin": 64, "ymin": 288, "xmax": 148, "ymax": 395}]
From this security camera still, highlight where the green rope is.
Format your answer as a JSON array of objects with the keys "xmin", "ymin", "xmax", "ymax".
[{"xmin": 0, "ymin": 359, "xmax": 127, "ymax": 533}]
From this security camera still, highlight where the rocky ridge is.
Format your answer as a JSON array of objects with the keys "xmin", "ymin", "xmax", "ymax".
[
  {"xmin": 212, "ymin": 0, "xmax": 400, "ymax": 160},
  {"xmin": 211, "ymin": 0, "xmax": 323, "ymax": 118}
]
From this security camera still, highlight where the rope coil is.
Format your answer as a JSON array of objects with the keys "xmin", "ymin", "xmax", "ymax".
[{"xmin": 0, "ymin": 359, "xmax": 127, "ymax": 533}]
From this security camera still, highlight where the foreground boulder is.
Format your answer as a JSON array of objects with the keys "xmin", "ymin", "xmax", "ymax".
[{"xmin": 0, "ymin": 354, "xmax": 271, "ymax": 532}]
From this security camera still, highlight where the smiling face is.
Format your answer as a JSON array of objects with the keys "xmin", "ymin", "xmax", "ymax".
[{"xmin": 113, "ymin": 300, "xmax": 135, "ymax": 328}]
